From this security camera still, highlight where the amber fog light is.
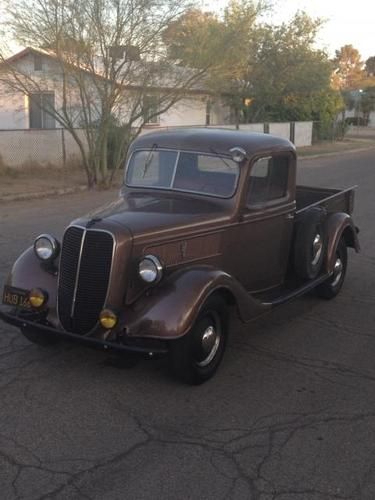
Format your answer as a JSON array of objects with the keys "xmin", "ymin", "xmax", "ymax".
[
  {"xmin": 100, "ymin": 310, "xmax": 118, "ymax": 329},
  {"xmin": 29, "ymin": 288, "xmax": 47, "ymax": 308}
]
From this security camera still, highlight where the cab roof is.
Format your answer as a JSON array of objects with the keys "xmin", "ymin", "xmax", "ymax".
[{"xmin": 129, "ymin": 128, "xmax": 295, "ymax": 158}]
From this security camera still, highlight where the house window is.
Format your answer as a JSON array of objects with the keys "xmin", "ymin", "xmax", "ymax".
[
  {"xmin": 143, "ymin": 95, "xmax": 159, "ymax": 124},
  {"xmin": 34, "ymin": 54, "xmax": 43, "ymax": 71},
  {"xmin": 29, "ymin": 93, "xmax": 56, "ymax": 129}
]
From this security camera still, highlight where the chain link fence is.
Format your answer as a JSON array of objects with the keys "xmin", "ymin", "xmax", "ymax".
[
  {"xmin": 0, "ymin": 128, "xmax": 85, "ymax": 169},
  {"xmin": 0, "ymin": 122, "xmax": 317, "ymax": 171}
]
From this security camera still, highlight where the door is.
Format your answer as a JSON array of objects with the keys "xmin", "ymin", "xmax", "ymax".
[{"xmin": 236, "ymin": 153, "xmax": 296, "ymax": 292}]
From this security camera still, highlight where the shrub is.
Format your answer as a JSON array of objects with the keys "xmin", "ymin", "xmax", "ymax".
[{"xmin": 345, "ymin": 117, "xmax": 369, "ymax": 126}]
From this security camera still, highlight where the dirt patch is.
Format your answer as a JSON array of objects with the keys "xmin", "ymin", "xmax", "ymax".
[
  {"xmin": 297, "ymin": 139, "xmax": 374, "ymax": 157},
  {"xmin": 0, "ymin": 164, "xmax": 123, "ymax": 200}
]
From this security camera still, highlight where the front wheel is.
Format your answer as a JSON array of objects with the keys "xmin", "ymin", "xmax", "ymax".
[
  {"xmin": 316, "ymin": 240, "xmax": 348, "ymax": 299},
  {"xmin": 168, "ymin": 295, "xmax": 228, "ymax": 385}
]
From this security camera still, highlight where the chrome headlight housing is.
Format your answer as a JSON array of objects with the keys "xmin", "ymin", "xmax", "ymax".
[
  {"xmin": 139, "ymin": 255, "xmax": 163, "ymax": 283},
  {"xmin": 34, "ymin": 234, "xmax": 60, "ymax": 261}
]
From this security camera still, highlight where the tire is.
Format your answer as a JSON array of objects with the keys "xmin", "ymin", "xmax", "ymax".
[
  {"xmin": 21, "ymin": 327, "xmax": 59, "ymax": 347},
  {"xmin": 316, "ymin": 240, "xmax": 347, "ymax": 300},
  {"xmin": 168, "ymin": 295, "xmax": 228, "ymax": 385},
  {"xmin": 294, "ymin": 208, "xmax": 326, "ymax": 280}
]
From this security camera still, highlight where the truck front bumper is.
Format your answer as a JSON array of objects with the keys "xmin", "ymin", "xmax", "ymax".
[{"xmin": 0, "ymin": 308, "xmax": 169, "ymax": 355}]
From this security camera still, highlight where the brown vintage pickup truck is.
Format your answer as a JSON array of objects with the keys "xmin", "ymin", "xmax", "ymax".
[{"xmin": 0, "ymin": 129, "xmax": 359, "ymax": 384}]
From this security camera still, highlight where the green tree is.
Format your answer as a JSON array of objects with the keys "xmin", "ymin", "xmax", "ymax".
[
  {"xmin": 360, "ymin": 87, "xmax": 375, "ymax": 123},
  {"xmin": 333, "ymin": 45, "xmax": 365, "ymax": 90},
  {"xmin": 365, "ymin": 56, "xmax": 375, "ymax": 76},
  {"xmin": 163, "ymin": 8, "xmax": 341, "ymax": 126},
  {"xmin": 162, "ymin": 9, "xmax": 224, "ymax": 70},
  {"xmin": 246, "ymin": 12, "xmax": 336, "ymax": 122},
  {"xmin": 163, "ymin": 0, "xmax": 270, "ymax": 127}
]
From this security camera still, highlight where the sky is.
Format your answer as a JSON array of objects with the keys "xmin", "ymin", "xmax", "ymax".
[
  {"xmin": 1, "ymin": 0, "xmax": 374, "ymax": 61},
  {"xmin": 204, "ymin": 0, "xmax": 375, "ymax": 61}
]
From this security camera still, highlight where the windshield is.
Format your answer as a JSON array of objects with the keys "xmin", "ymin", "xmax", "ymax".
[{"xmin": 126, "ymin": 149, "xmax": 240, "ymax": 198}]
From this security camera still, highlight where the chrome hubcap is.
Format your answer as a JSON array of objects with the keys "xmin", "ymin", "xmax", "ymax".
[
  {"xmin": 196, "ymin": 324, "xmax": 221, "ymax": 367},
  {"xmin": 312, "ymin": 233, "xmax": 323, "ymax": 266},
  {"xmin": 331, "ymin": 257, "xmax": 343, "ymax": 287}
]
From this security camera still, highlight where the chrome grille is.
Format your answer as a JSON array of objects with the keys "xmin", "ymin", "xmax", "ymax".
[{"xmin": 58, "ymin": 226, "xmax": 114, "ymax": 334}]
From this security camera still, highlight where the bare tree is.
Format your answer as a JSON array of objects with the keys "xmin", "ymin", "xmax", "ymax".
[{"xmin": 0, "ymin": 0, "xmax": 208, "ymax": 187}]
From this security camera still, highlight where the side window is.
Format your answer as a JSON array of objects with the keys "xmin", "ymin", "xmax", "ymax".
[{"xmin": 247, "ymin": 155, "xmax": 289, "ymax": 206}]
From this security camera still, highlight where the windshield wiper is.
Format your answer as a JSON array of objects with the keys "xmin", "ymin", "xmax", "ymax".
[
  {"xmin": 142, "ymin": 143, "xmax": 158, "ymax": 178},
  {"xmin": 208, "ymin": 146, "xmax": 236, "ymax": 171}
]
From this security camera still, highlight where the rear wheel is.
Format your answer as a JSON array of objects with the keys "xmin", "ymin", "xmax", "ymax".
[
  {"xmin": 294, "ymin": 208, "xmax": 326, "ymax": 280},
  {"xmin": 316, "ymin": 240, "xmax": 347, "ymax": 299},
  {"xmin": 168, "ymin": 295, "xmax": 228, "ymax": 385}
]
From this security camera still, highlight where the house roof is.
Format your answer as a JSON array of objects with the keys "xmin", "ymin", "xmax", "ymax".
[{"xmin": 2, "ymin": 47, "xmax": 211, "ymax": 95}]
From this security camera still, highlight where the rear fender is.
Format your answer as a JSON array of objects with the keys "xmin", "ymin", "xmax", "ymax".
[
  {"xmin": 124, "ymin": 266, "xmax": 270, "ymax": 339},
  {"xmin": 325, "ymin": 213, "xmax": 360, "ymax": 272},
  {"xmin": 6, "ymin": 247, "xmax": 58, "ymax": 309}
]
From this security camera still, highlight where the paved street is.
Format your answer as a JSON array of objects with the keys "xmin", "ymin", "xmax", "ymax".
[{"xmin": 0, "ymin": 147, "xmax": 375, "ymax": 500}]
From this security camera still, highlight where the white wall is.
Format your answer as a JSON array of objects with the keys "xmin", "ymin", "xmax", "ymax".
[
  {"xmin": 294, "ymin": 122, "xmax": 313, "ymax": 147},
  {"xmin": 0, "ymin": 53, "xmax": 221, "ymax": 130},
  {"xmin": 0, "ymin": 84, "xmax": 29, "ymax": 129},
  {"xmin": 0, "ymin": 53, "xmax": 101, "ymax": 130},
  {"xmin": 159, "ymin": 97, "xmax": 206, "ymax": 127},
  {"xmin": 240, "ymin": 123, "xmax": 264, "ymax": 133},
  {"xmin": 269, "ymin": 122, "xmax": 290, "ymax": 140},
  {"xmin": 210, "ymin": 99, "xmax": 231, "ymax": 125}
]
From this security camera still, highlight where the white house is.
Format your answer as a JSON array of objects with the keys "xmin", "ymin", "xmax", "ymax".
[
  {"xmin": 0, "ymin": 47, "xmax": 229, "ymax": 131},
  {"xmin": 0, "ymin": 48, "xmax": 313, "ymax": 168}
]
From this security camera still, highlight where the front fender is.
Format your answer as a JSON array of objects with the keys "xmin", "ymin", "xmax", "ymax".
[
  {"xmin": 6, "ymin": 247, "xmax": 58, "ymax": 311},
  {"xmin": 124, "ymin": 266, "xmax": 270, "ymax": 339},
  {"xmin": 325, "ymin": 213, "xmax": 360, "ymax": 272}
]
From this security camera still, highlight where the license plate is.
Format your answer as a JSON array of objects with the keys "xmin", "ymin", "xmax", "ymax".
[{"xmin": 2, "ymin": 285, "xmax": 31, "ymax": 309}]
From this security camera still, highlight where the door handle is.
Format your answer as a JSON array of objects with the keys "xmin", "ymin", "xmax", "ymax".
[{"xmin": 285, "ymin": 214, "xmax": 294, "ymax": 220}]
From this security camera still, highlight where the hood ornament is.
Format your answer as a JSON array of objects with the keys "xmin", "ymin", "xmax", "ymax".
[{"xmin": 86, "ymin": 217, "xmax": 102, "ymax": 228}]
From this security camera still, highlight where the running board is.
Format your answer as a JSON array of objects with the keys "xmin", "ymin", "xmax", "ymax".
[{"xmin": 262, "ymin": 273, "xmax": 331, "ymax": 308}]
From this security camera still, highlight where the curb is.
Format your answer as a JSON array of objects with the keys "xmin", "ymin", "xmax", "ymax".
[
  {"xmin": 0, "ymin": 185, "xmax": 88, "ymax": 203},
  {"xmin": 298, "ymin": 144, "xmax": 375, "ymax": 161}
]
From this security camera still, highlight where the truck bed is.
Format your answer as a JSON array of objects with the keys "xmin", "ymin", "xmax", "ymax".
[{"xmin": 296, "ymin": 185, "xmax": 356, "ymax": 216}]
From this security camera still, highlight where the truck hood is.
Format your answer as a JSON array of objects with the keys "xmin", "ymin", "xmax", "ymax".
[{"xmin": 76, "ymin": 192, "xmax": 230, "ymax": 238}]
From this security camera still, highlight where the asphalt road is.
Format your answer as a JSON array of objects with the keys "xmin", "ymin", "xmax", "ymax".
[{"xmin": 1, "ymin": 148, "xmax": 375, "ymax": 500}]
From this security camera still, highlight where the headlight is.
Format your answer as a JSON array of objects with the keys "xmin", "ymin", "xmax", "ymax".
[
  {"xmin": 34, "ymin": 234, "xmax": 60, "ymax": 261},
  {"xmin": 139, "ymin": 255, "xmax": 163, "ymax": 283}
]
